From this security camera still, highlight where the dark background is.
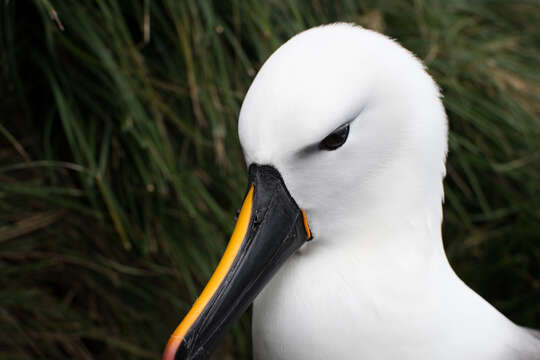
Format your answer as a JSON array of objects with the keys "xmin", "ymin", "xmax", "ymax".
[{"xmin": 1, "ymin": 1, "xmax": 539, "ymax": 358}]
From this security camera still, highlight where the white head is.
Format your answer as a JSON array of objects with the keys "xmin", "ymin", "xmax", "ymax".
[{"xmin": 239, "ymin": 23, "xmax": 447, "ymax": 251}]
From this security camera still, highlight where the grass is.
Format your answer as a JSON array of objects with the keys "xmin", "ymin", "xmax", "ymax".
[{"xmin": 1, "ymin": 0, "xmax": 539, "ymax": 358}]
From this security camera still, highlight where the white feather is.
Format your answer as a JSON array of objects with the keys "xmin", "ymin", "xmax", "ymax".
[{"xmin": 238, "ymin": 23, "xmax": 540, "ymax": 360}]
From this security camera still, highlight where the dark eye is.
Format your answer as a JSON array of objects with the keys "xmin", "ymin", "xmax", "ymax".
[{"xmin": 319, "ymin": 124, "xmax": 350, "ymax": 151}]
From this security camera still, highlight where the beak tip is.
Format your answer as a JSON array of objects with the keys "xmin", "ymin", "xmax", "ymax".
[{"xmin": 162, "ymin": 338, "xmax": 180, "ymax": 360}]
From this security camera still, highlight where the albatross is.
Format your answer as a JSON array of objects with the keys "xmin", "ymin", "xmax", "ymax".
[{"xmin": 163, "ymin": 23, "xmax": 540, "ymax": 360}]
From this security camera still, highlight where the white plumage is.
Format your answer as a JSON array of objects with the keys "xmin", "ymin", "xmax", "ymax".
[{"xmin": 237, "ymin": 23, "xmax": 540, "ymax": 360}]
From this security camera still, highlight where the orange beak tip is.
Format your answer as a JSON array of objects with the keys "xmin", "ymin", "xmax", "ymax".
[{"xmin": 162, "ymin": 338, "xmax": 180, "ymax": 360}]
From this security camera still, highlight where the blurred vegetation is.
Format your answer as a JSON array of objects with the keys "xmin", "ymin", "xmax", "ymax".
[{"xmin": 0, "ymin": 0, "xmax": 539, "ymax": 358}]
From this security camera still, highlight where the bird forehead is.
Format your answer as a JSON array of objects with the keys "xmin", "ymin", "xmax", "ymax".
[{"xmin": 239, "ymin": 25, "xmax": 374, "ymax": 162}]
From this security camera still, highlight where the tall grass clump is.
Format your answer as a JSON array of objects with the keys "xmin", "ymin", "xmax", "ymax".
[{"xmin": 1, "ymin": 1, "xmax": 539, "ymax": 358}]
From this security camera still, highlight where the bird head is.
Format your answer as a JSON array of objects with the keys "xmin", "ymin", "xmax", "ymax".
[{"xmin": 163, "ymin": 23, "xmax": 448, "ymax": 360}]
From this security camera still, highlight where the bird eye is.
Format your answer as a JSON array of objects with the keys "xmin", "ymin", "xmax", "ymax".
[{"xmin": 319, "ymin": 124, "xmax": 350, "ymax": 151}]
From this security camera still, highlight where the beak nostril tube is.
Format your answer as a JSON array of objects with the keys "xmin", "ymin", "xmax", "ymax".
[{"xmin": 253, "ymin": 209, "xmax": 264, "ymax": 226}]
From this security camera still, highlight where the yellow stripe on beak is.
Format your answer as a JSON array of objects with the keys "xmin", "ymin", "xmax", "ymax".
[
  {"xmin": 163, "ymin": 185, "xmax": 254, "ymax": 360},
  {"xmin": 301, "ymin": 210, "xmax": 312, "ymax": 240}
]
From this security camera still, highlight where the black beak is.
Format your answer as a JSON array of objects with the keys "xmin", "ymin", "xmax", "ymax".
[{"xmin": 163, "ymin": 164, "xmax": 312, "ymax": 360}]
